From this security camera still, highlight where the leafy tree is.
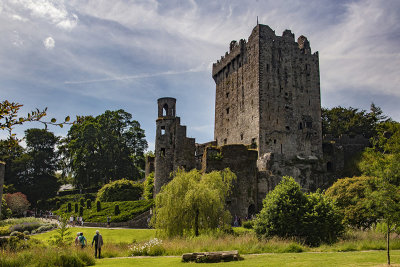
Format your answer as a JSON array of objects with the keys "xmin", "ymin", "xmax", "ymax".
[
  {"xmin": 321, "ymin": 103, "xmax": 387, "ymax": 138},
  {"xmin": 63, "ymin": 109, "xmax": 148, "ymax": 187},
  {"xmin": 151, "ymin": 168, "xmax": 236, "ymax": 237},
  {"xmin": 1, "ymin": 196, "xmax": 11, "ymax": 219},
  {"xmin": 325, "ymin": 176, "xmax": 379, "ymax": 228},
  {"xmin": 5, "ymin": 192, "xmax": 30, "ymax": 216},
  {"xmin": 97, "ymin": 178, "xmax": 143, "ymax": 202},
  {"xmin": 254, "ymin": 177, "xmax": 344, "ymax": 246}
]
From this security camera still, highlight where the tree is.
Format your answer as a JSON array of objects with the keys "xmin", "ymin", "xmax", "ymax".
[
  {"xmin": 143, "ymin": 172, "xmax": 154, "ymax": 200},
  {"xmin": 151, "ymin": 168, "xmax": 236, "ymax": 237},
  {"xmin": 63, "ymin": 109, "xmax": 148, "ymax": 187},
  {"xmin": 5, "ymin": 192, "xmax": 30, "ymax": 216},
  {"xmin": 325, "ymin": 176, "xmax": 379, "ymax": 228},
  {"xmin": 11, "ymin": 129, "xmax": 60, "ymax": 204},
  {"xmin": 321, "ymin": 103, "xmax": 387, "ymax": 138},
  {"xmin": 254, "ymin": 177, "xmax": 344, "ymax": 246},
  {"xmin": 0, "ymin": 100, "xmax": 70, "ymax": 218}
]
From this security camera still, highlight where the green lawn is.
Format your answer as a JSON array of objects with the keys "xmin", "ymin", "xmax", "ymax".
[
  {"xmin": 95, "ymin": 251, "xmax": 400, "ymax": 267},
  {"xmin": 33, "ymin": 227, "xmax": 156, "ymax": 244}
]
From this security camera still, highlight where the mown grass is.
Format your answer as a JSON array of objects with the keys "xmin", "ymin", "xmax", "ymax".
[
  {"xmin": 54, "ymin": 199, "xmax": 153, "ymax": 223},
  {"xmin": 95, "ymin": 250, "xmax": 400, "ymax": 267},
  {"xmin": 33, "ymin": 227, "xmax": 156, "ymax": 244}
]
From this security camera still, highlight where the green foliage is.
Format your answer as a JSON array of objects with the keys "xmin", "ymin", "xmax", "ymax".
[
  {"xmin": 321, "ymin": 103, "xmax": 386, "ymax": 138},
  {"xmin": 115, "ymin": 204, "xmax": 120, "ymax": 215},
  {"xmin": 79, "ymin": 206, "xmax": 84, "ymax": 216},
  {"xmin": 74, "ymin": 203, "xmax": 78, "ymax": 213},
  {"xmin": 86, "ymin": 199, "xmax": 91, "ymax": 209},
  {"xmin": 80, "ymin": 198, "xmax": 84, "ymax": 206},
  {"xmin": 151, "ymin": 168, "xmax": 236, "ymax": 237},
  {"xmin": 325, "ymin": 176, "xmax": 379, "ymax": 228},
  {"xmin": 54, "ymin": 199, "xmax": 153, "ymax": 223},
  {"xmin": 143, "ymin": 172, "xmax": 154, "ymax": 200},
  {"xmin": 56, "ymin": 201, "xmax": 60, "ymax": 209},
  {"xmin": 62, "ymin": 109, "xmax": 148, "ymax": 187},
  {"xmin": 51, "ymin": 214, "xmax": 71, "ymax": 246},
  {"xmin": 97, "ymin": 178, "xmax": 143, "ymax": 202},
  {"xmin": 67, "ymin": 202, "xmax": 72, "ymax": 212},
  {"xmin": 1, "ymin": 197, "xmax": 11, "ymax": 219},
  {"xmin": 254, "ymin": 177, "xmax": 344, "ymax": 246},
  {"xmin": 96, "ymin": 200, "xmax": 101, "ymax": 212}
]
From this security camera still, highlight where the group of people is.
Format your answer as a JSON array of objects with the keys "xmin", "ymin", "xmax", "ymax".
[
  {"xmin": 69, "ymin": 215, "xmax": 84, "ymax": 226},
  {"xmin": 75, "ymin": 230, "xmax": 104, "ymax": 258}
]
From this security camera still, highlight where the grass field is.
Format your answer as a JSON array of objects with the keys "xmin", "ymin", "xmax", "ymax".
[
  {"xmin": 33, "ymin": 227, "xmax": 156, "ymax": 244},
  {"xmin": 95, "ymin": 251, "xmax": 400, "ymax": 267}
]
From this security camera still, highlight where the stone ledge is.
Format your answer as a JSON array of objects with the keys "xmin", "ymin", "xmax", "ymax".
[{"xmin": 182, "ymin": 250, "xmax": 241, "ymax": 263}]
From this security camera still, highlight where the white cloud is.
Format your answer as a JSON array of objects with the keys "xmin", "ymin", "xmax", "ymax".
[{"xmin": 43, "ymin": 36, "xmax": 55, "ymax": 49}]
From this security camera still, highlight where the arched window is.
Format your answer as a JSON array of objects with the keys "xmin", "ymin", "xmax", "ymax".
[{"xmin": 162, "ymin": 104, "xmax": 168, "ymax": 116}]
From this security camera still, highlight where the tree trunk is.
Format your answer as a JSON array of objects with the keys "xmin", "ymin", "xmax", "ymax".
[
  {"xmin": 387, "ymin": 222, "xmax": 390, "ymax": 266},
  {"xmin": 194, "ymin": 209, "xmax": 199, "ymax": 236},
  {"xmin": 0, "ymin": 162, "xmax": 5, "ymax": 219}
]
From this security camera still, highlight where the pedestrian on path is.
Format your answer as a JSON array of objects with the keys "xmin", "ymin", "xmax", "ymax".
[
  {"xmin": 78, "ymin": 232, "xmax": 87, "ymax": 248},
  {"xmin": 91, "ymin": 230, "xmax": 104, "ymax": 259}
]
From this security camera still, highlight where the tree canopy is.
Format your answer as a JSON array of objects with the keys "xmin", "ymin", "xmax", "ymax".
[
  {"xmin": 321, "ymin": 103, "xmax": 387, "ymax": 138},
  {"xmin": 151, "ymin": 168, "xmax": 236, "ymax": 237},
  {"xmin": 62, "ymin": 109, "xmax": 148, "ymax": 187}
]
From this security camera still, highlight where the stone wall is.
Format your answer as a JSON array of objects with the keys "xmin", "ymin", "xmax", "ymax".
[{"xmin": 202, "ymin": 144, "xmax": 258, "ymax": 218}]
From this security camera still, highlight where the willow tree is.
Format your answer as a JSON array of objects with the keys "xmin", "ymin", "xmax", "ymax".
[{"xmin": 151, "ymin": 168, "xmax": 236, "ymax": 237}]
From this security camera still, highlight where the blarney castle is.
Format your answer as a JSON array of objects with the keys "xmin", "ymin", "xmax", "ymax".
[{"xmin": 146, "ymin": 24, "xmax": 369, "ymax": 218}]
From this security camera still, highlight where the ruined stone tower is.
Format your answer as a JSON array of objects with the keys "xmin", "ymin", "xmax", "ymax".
[
  {"xmin": 154, "ymin": 97, "xmax": 196, "ymax": 194},
  {"xmin": 212, "ymin": 24, "xmax": 322, "ymax": 159}
]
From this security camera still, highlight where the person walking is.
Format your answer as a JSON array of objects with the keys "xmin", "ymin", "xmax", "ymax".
[
  {"xmin": 75, "ymin": 232, "xmax": 81, "ymax": 246},
  {"xmin": 107, "ymin": 216, "xmax": 111, "ymax": 227},
  {"xmin": 78, "ymin": 232, "xmax": 87, "ymax": 248},
  {"xmin": 91, "ymin": 230, "xmax": 104, "ymax": 259}
]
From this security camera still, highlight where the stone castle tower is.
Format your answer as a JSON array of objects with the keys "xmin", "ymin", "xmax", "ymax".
[
  {"xmin": 154, "ymin": 97, "xmax": 196, "ymax": 194},
  {"xmin": 212, "ymin": 24, "xmax": 322, "ymax": 159}
]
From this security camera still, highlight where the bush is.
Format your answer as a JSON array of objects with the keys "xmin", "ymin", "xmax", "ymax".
[
  {"xmin": 56, "ymin": 201, "xmax": 61, "ymax": 209},
  {"xmin": 79, "ymin": 206, "xmax": 84, "ymax": 217},
  {"xmin": 5, "ymin": 192, "xmax": 30, "ymax": 216},
  {"xmin": 1, "ymin": 197, "xmax": 12, "ymax": 220},
  {"xmin": 254, "ymin": 176, "xmax": 344, "ymax": 246},
  {"xmin": 9, "ymin": 222, "xmax": 40, "ymax": 233},
  {"xmin": 97, "ymin": 201, "xmax": 101, "ymax": 212},
  {"xmin": 114, "ymin": 204, "xmax": 120, "ymax": 215},
  {"xmin": 143, "ymin": 172, "xmax": 154, "ymax": 200},
  {"xmin": 86, "ymin": 199, "xmax": 91, "ymax": 209},
  {"xmin": 242, "ymin": 220, "xmax": 253, "ymax": 229},
  {"xmin": 67, "ymin": 203, "xmax": 72, "ymax": 212},
  {"xmin": 80, "ymin": 198, "xmax": 85, "ymax": 207},
  {"xmin": 97, "ymin": 178, "xmax": 143, "ymax": 202},
  {"xmin": 74, "ymin": 203, "xmax": 78, "ymax": 213},
  {"xmin": 0, "ymin": 226, "xmax": 11, "ymax": 236},
  {"xmin": 23, "ymin": 231, "xmax": 29, "ymax": 235}
]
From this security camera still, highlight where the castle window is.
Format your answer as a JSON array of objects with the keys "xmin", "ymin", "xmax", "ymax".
[
  {"xmin": 281, "ymin": 144, "xmax": 283, "ymax": 154},
  {"xmin": 286, "ymin": 126, "xmax": 290, "ymax": 131},
  {"xmin": 309, "ymin": 99, "xmax": 311, "ymax": 106},
  {"xmin": 274, "ymin": 139, "xmax": 277, "ymax": 144},
  {"xmin": 240, "ymin": 133, "xmax": 243, "ymax": 140},
  {"xmin": 267, "ymin": 64, "xmax": 269, "ymax": 72},
  {"xmin": 226, "ymin": 92, "xmax": 229, "ymax": 98},
  {"xmin": 224, "ymin": 138, "xmax": 227, "ymax": 145},
  {"xmin": 162, "ymin": 104, "xmax": 168, "ymax": 117},
  {"xmin": 160, "ymin": 148, "xmax": 165, "ymax": 157},
  {"xmin": 251, "ymin": 138, "xmax": 257, "ymax": 149},
  {"xmin": 226, "ymin": 107, "xmax": 230, "ymax": 114},
  {"xmin": 298, "ymin": 122, "xmax": 303, "ymax": 130},
  {"xmin": 161, "ymin": 126, "xmax": 165, "ymax": 135}
]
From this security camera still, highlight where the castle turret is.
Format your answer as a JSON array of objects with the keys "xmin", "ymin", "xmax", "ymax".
[{"xmin": 154, "ymin": 97, "xmax": 196, "ymax": 195}]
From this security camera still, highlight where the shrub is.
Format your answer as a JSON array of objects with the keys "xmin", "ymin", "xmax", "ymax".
[
  {"xmin": 97, "ymin": 201, "xmax": 101, "ymax": 212},
  {"xmin": 97, "ymin": 178, "xmax": 143, "ymax": 202},
  {"xmin": 114, "ymin": 204, "xmax": 120, "ymax": 215},
  {"xmin": 74, "ymin": 203, "xmax": 78, "ymax": 213},
  {"xmin": 242, "ymin": 220, "xmax": 253, "ymax": 229},
  {"xmin": 143, "ymin": 172, "xmax": 154, "ymax": 200},
  {"xmin": 56, "ymin": 201, "xmax": 61, "ymax": 209},
  {"xmin": 4, "ymin": 192, "xmax": 30, "ymax": 216},
  {"xmin": 23, "ymin": 231, "xmax": 29, "ymax": 235},
  {"xmin": 31, "ymin": 230, "xmax": 36, "ymax": 234},
  {"xmin": 80, "ymin": 198, "xmax": 85, "ymax": 207},
  {"xmin": 86, "ymin": 199, "xmax": 91, "ymax": 209},
  {"xmin": 79, "ymin": 206, "xmax": 84, "ymax": 217},
  {"xmin": 67, "ymin": 203, "xmax": 72, "ymax": 212},
  {"xmin": 1, "ymin": 197, "xmax": 11, "ymax": 220},
  {"xmin": 129, "ymin": 238, "xmax": 164, "ymax": 256},
  {"xmin": 9, "ymin": 222, "xmax": 40, "ymax": 233},
  {"xmin": 254, "ymin": 176, "xmax": 344, "ymax": 246},
  {"xmin": 0, "ymin": 226, "xmax": 11, "ymax": 236}
]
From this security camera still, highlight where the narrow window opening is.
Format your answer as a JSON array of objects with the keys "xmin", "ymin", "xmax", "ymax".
[
  {"xmin": 160, "ymin": 148, "xmax": 166, "ymax": 157},
  {"xmin": 309, "ymin": 99, "xmax": 311, "ymax": 106},
  {"xmin": 224, "ymin": 138, "xmax": 227, "ymax": 145},
  {"xmin": 161, "ymin": 126, "xmax": 165, "ymax": 135},
  {"xmin": 285, "ymin": 126, "xmax": 290, "ymax": 131},
  {"xmin": 162, "ymin": 104, "xmax": 168, "ymax": 117},
  {"xmin": 266, "ymin": 64, "xmax": 269, "ymax": 72},
  {"xmin": 299, "ymin": 122, "xmax": 303, "ymax": 130},
  {"xmin": 274, "ymin": 139, "xmax": 277, "ymax": 144},
  {"xmin": 226, "ymin": 92, "xmax": 229, "ymax": 98},
  {"xmin": 226, "ymin": 107, "xmax": 230, "ymax": 115},
  {"xmin": 240, "ymin": 133, "xmax": 244, "ymax": 140},
  {"xmin": 280, "ymin": 144, "xmax": 283, "ymax": 154}
]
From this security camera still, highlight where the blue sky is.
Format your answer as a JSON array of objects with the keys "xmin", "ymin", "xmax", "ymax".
[{"xmin": 1, "ymin": 0, "xmax": 399, "ymax": 151}]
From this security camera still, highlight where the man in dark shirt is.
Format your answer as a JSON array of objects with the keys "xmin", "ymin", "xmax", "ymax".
[{"xmin": 91, "ymin": 230, "xmax": 104, "ymax": 258}]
